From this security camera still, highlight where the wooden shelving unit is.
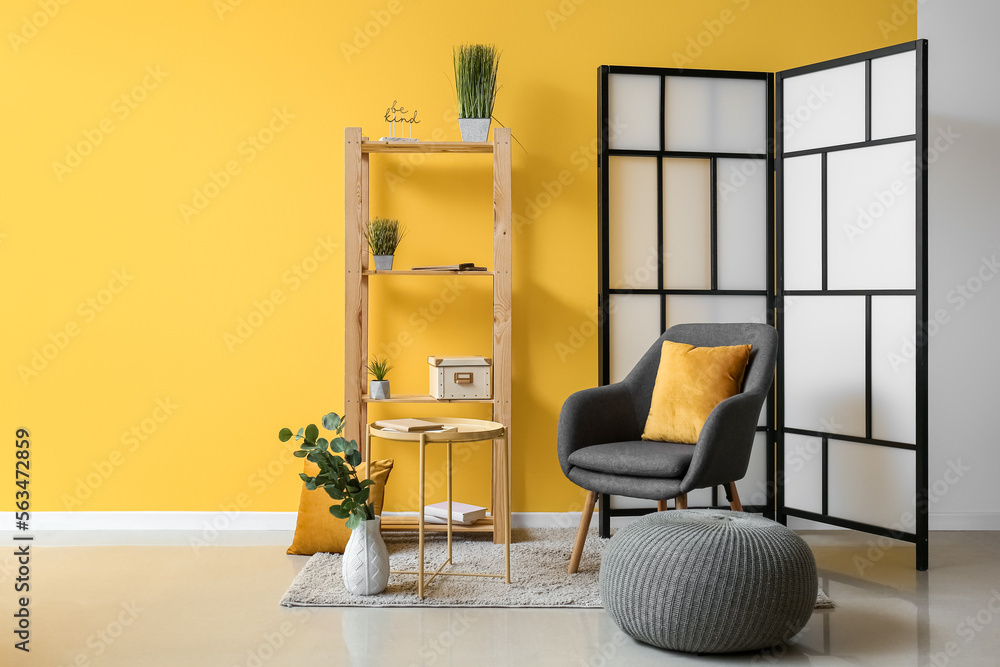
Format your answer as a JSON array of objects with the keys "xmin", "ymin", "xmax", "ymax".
[
  {"xmin": 361, "ymin": 394, "xmax": 495, "ymax": 404},
  {"xmin": 344, "ymin": 127, "xmax": 512, "ymax": 544},
  {"xmin": 380, "ymin": 515, "xmax": 495, "ymax": 533},
  {"xmin": 363, "ymin": 270, "xmax": 496, "ymax": 276}
]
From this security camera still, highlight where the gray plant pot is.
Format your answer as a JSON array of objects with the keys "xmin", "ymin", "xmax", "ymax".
[
  {"xmin": 370, "ymin": 380, "xmax": 390, "ymax": 400},
  {"xmin": 373, "ymin": 255, "xmax": 394, "ymax": 271},
  {"xmin": 458, "ymin": 118, "xmax": 491, "ymax": 142}
]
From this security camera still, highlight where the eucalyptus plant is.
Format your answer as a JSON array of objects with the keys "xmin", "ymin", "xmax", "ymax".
[
  {"xmin": 453, "ymin": 43, "xmax": 501, "ymax": 119},
  {"xmin": 367, "ymin": 356, "xmax": 393, "ymax": 381},
  {"xmin": 365, "ymin": 217, "xmax": 406, "ymax": 256},
  {"xmin": 279, "ymin": 412, "xmax": 375, "ymax": 529}
]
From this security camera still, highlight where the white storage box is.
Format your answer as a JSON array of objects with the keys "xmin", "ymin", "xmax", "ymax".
[{"xmin": 428, "ymin": 356, "xmax": 492, "ymax": 400}]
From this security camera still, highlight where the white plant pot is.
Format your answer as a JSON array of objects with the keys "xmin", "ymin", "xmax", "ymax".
[
  {"xmin": 342, "ymin": 516, "xmax": 389, "ymax": 596},
  {"xmin": 458, "ymin": 118, "xmax": 491, "ymax": 142},
  {"xmin": 370, "ymin": 380, "xmax": 390, "ymax": 400},
  {"xmin": 373, "ymin": 255, "xmax": 394, "ymax": 271}
]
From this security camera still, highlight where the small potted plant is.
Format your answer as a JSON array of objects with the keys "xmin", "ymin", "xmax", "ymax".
[
  {"xmin": 279, "ymin": 412, "xmax": 388, "ymax": 595},
  {"xmin": 368, "ymin": 355, "xmax": 393, "ymax": 400},
  {"xmin": 364, "ymin": 217, "xmax": 406, "ymax": 271},
  {"xmin": 453, "ymin": 43, "xmax": 501, "ymax": 142}
]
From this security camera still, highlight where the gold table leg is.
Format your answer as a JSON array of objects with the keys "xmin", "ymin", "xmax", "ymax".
[
  {"xmin": 447, "ymin": 440, "xmax": 453, "ymax": 565},
  {"xmin": 418, "ymin": 432, "xmax": 426, "ymax": 599},
  {"xmin": 505, "ymin": 428, "xmax": 511, "ymax": 583}
]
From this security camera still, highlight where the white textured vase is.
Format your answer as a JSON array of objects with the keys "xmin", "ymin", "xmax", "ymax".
[{"xmin": 342, "ymin": 516, "xmax": 389, "ymax": 596}]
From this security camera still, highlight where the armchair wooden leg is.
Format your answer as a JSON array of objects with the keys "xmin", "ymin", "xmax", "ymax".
[
  {"xmin": 657, "ymin": 500, "xmax": 668, "ymax": 512},
  {"xmin": 675, "ymin": 493, "xmax": 688, "ymax": 509},
  {"xmin": 726, "ymin": 482, "xmax": 743, "ymax": 511},
  {"xmin": 568, "ymin": 490, "xmax": 598, "ymax": 574}
]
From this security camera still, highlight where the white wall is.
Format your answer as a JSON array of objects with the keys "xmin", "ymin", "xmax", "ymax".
[{"xmin": 921, "ymin": 2, "xmax": 1000, "ymax": 528}]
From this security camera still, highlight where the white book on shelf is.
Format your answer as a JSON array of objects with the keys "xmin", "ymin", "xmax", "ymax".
[{"xmin": 423, "ymin": 501, "xmax": 488, "ymax": 525}]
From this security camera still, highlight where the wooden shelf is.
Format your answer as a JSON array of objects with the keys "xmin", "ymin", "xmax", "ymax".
[
  {"xmin": 381, "ymin": 515, "xmax": 494, "ymax": 533},
  {"xmin": 362, "ymin": 394, "xmax": 494, "ymax": 404},
  {"xmin": 361, "ymin": 140, "xmax": 493, "ymax": 154},
  {"xmin": 345, "ymin": 126, "xmax": 512, "ymax": 544},
  {"xmin": 363, "ymin": 270, "xmax": 495, "ymax": 276}
]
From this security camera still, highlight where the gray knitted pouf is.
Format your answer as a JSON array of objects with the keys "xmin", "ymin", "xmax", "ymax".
[{"xmin": 599, "ymin": 509, "xmax": 817, "ymax": 654}]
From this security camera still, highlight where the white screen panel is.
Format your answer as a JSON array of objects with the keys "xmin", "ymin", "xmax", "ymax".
[
  {"xmin": 871, "ymin": 50, "xmax": 916, "ymax": 140},
  {"xmin": 782, "ymin": 154, "xmax": 822, "ymax": 290},
  {"xmin": 827, "ymin": 141, "xmax": 916, "ymax": 290},
  {"xmin": 784, "ymin": 433, "xmax": 823, "ymax": 513},
  {"xmin": 608, "ymin": 295, "xmax": 660, "ymax": 383},
  {"xmin": 717, "ymin": 158, "xmax": 767, "ymax": 290},
  {"xmin": 784, "ymin": 296, "xmax": 866, "ymax": 437},
  {"xmin": 609, "ymin": 157, "xmax": 658, "ymax": 289},
  {"xmin": 663, "ymin": 295, "xmax": 767, "ymax": 330},
  {"xmin": 871, "ymin": 296, "xmax": 916, "ymax": 444},
  {"xmin": 663, "ymin": 159, "xmax": 711, "ymax": 289},
  {"xmin": 664, "ymin": 77, "xmax": 766, "ymax": 153},
  {"xmin": 828, "ymin": 440, "xmax": 914, "ymax": 530},
  {"xmin": 735, "ymin": 432, "xmax": 769, "ymax": 506},
  {"xmin": 783, "ymin": 62, "xmax": 865, "ymax": 153},
  {"xmin": 608, "ymin": 74, "xmax": 660, "ymax": 150}
]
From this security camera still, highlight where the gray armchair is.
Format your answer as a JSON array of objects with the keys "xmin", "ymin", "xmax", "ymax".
[{"xmin": 558, "ymin": 322, "xmax": 778, "ymax": 573}]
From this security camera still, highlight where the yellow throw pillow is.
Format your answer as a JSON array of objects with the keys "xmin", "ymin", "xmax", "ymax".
[
  {"xmin": 641, "ymin": 340, "xmax": 752, "ymax": 444},
  {"xmin": 286, "ymin": 458, "xmax": 394, "ymax": 556}
]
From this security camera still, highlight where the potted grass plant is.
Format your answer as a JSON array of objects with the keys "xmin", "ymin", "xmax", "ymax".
[
  {"xmin": 453, "ymin": 43, "xmax": 501, "ymax": 142},
  {"xmin": 279, "ymin": 411, "xmax": 389, "ymax": 596},
  {"xmin": 367, "ymin": 355, "xmax": 393, "ymax": 400},
  {"xmin": 365, "ymin": 217, "xmax": 406, "ymax": 271}
]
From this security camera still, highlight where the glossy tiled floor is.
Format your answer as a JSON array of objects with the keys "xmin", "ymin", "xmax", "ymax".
[{"xmin": 1, "ymin": 529, "xmax": 997, "ymax": 666}]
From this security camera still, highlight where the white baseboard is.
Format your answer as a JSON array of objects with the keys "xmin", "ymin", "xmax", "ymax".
[
  {"xmin": 0, "ymin": 511, "xmax": 297, "ymax": 532},
  {"xmin": 3, "ymin": 511, "xmax": 1000, "ymax": 532}
]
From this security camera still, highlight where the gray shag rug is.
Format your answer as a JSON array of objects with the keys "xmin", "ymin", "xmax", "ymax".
[{"xmin": 281, "ymin": 528, "xmax": 834, "ymax": 609}]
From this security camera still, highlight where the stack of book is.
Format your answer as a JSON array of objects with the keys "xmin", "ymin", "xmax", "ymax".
[
  {"xmin": 411, "ymin": 263, "xmax": 487, "ymax": 272},
  {"xmin": 423, "ymin": 501, "xmax": 488, "ymax": 525},
  {"xmin": 373, "ymin": 418, "xmax": 455, "ymax": 433}
]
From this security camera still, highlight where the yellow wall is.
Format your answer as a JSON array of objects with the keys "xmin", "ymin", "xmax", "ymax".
[{"xmin": 1, "ymin": 0, "xmax": 915, "ymax": 516}]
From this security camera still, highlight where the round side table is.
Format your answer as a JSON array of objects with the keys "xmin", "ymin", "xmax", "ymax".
[{"xmin": 367, "ymin": 417, "xmax": 511, "ymax": 599}]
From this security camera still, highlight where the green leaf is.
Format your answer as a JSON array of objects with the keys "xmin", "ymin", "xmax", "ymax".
[
  {"xmin": 324, "ymin": 486, "xmax": 344, "ymax": 500},
  {"xmin": 292, "ymin": 450, "xmax": 308, "ymax": 458},
  {"xmin": 346, "ymin": 514, "xmax": 364, "ymax": 530},
  {"xmin": 305, "ymin": 480, "xmax": 317, "ymax": 491},
  {"xmin": 298, "ymin": 473, "xmax": 310, "ymax": 482},
  {"xmin": 304, "ymin": 424, "xmax": 319, "ymax": 443},
  {"xmin": 278, "ymin": 428, "xmax": 293, "ymax": 442},
  {"xmin": 346, "ymin": 450, "xmax": 362, "ymax": 467},
  {"xmin": 295, "ymin": 427, "xmax": 304, "ymax": 441},
  {"xmin": 322, "ymin": 412, "xmax": 342, "ymax": 432},
  {"xmin": 359, "ymin": 479, "xmax": 375, "ymax": 488},
  {"xmin": 330, "ymin": 504, "xmax": 349, "ymax": 519},
  {"xmin": 330, "ymin": 437, "xmax": 346, "ymax": 453},
  {"xmin": 356, "ymin": 487, "xmax": 370, "ymax": 504}
]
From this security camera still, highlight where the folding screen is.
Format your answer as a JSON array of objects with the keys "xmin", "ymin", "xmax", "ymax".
[
  {"xmin": 776, "ymin": 41, "xmax": 928, "ymax": 570},
  {"xmin": 597, "ymin": 66, "xmax": 775, "ymax": 536},
  {"xmin": 598, "ymin": 40, "xmax": 928, "ymax": 570}
]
